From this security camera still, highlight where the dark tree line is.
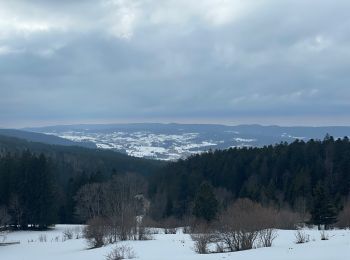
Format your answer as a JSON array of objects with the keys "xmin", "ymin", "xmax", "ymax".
[
  {"xmin": 0, "ymin": 152, "xmax": 57, "ymax": 229},
  {"xmin": 149, "ymin": 136, "xmax": 350, "ymax": 228},
  {"xmin": 1, "ymin": 135, "xmax": 350, "ymax": 230},
  {"xmin": 0, "ymin": 135, "xmax": 163, "ymax": 227}
]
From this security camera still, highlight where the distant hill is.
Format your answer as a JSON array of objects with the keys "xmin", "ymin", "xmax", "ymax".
[
  {"xmin": 24, "ymin": 123, "xmax": 350, "ymax": 160},
  {"xmin": 0, "ymin": 134, "xmax": 165, "ymax": 224},
  {"xmin": 149, "ymin": 136, "xmax": 350, "ymax": 219},
  {"xmin": 0, "ymin": 134, "xmax": 164, "ymax": 179},
  {"xmin": 0, "ymin": 129, "xmax": 96, "ymax": 148}
]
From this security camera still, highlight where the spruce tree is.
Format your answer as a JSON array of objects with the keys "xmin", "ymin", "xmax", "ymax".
[
  {"xmin": 193, "ymin": 182, "xmax": 218, "ymax": 222},
  {"xmin": 310, "ymin": 183, "xmax": 338, "ymax": 229}
]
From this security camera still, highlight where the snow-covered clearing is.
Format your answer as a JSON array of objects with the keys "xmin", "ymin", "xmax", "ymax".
[{"xmin": 1, "ymin": 225, "xmax": 350, "ymax": 260}]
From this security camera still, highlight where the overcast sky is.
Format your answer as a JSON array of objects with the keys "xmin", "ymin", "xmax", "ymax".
[{"xmin": 1, "ymin": 0, "xmax": 350, "ymax": 128}]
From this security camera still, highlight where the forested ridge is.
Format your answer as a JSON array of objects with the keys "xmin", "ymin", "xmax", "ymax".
[
  {"xmin": 0, "ymin": 135, "xmax": 164, "ymax": 226},
  {"xmin": 1, "ymin": 134, "xmax": 350, "ymax": 230},
  {"xmin": 149, "ymin": 135, "xmax": 350, "ymax": 221}
]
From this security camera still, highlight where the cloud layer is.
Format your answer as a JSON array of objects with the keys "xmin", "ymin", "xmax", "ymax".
[{"xmin": 1, "ymin": 0, "xmax": 350, "ymax": 127}]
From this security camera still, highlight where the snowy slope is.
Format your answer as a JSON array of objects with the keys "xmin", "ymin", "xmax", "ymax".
[
  {"xmin": 1, "ymin": 225, "xmax": 350, "ymax": 260},
  {"xmin": 25, "ymin": 124, "xmax": 350, "ymax": 161}
]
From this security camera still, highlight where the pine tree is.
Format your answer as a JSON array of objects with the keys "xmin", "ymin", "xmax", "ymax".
[
  {"xmin": 310, "ymin": 183, "xmax": 338, "ymax": 230},
  {"xmin": 193, "ymin": 182, "xmax": 218, "ymax": 222}
]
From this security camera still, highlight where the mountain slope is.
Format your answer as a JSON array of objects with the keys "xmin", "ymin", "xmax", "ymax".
[
  {"xmin": 0, "ymin": 135, "xmax": 165, "ymax": 224},
  {"xmin": 0, "ymin": 129, "xmax": 96, "ymax": 148},
  {"xmin": 148, "ymin": 136, "xmax": 350, "ymax": 218},
  {"xmin": 0, "ymin": 134, "xmax": 164, "ymax": 178},
  {"xmin": 25, "ymin": 123, "xmax": 350, "ymax": 160}
]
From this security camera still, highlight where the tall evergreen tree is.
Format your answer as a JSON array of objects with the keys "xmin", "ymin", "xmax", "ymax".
[
  {"xmin": 310, "ymin": 183, "xmax": 338, "ymax": 229},
  {"xmin": 193, "ymin": 182, "xmax": 218, "ymax": 222}
]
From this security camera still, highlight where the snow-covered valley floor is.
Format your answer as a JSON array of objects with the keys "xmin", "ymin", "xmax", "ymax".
[{"xmin": 1, "ymin": 225, "xmax": 350, "ymax": 260}]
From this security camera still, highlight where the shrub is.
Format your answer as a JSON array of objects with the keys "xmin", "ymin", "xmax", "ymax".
[
  {"xmin": 73, "ymin": 226, "xmax": 83, "ymax": 239},
  {"xmin": 106, "ymin": 245, "xmax": 136, "ymax": 260},
  {"xmin": 183, "ymin": 226, "xmax": 191, "ymax": 234},
  {"xmin": 83, "ymin": 217, "xmax": 109, "ymax": 248},
  {"xmin": 190, "ymin": 221, "xmax": 215, "ymax": 254},
  {"xmin": 162, "ymin": 217, "xmax": 179, "ymax": 234},
  {"xmin": 164, "ymin": 227, "xmax": 177, "ymax": 234},
  {"xmin": 0, "ymin": 232, "xmax": 7, "ymax": 243},
  {"xmin": 320, "ymin": 230, "xmax": 329, "ymax": 240},
  {"xmin": 63, "ymin": 228, "xmax": 74, "ymax": 240},
  {"xmin": 0, "ymin": 206, "xmax": 11, "ymax": 230},
  {"xmin": 294, "ymin": 230, "xmax": 310, "ymax": 244},
  {"xmin": 137, "ymin": 225, "xmax": 153, "ymax": 240},
  {"xmin": 214, "ymin": 199, "xmax": 266, "ymax": 251},
  {"xmin": 336, "ymin": 201, "xmax": 350, "ymax": 228},
  {"xmin": 191, "ymin": 233, "xmax": 213, "ymax": 254},
  {"xmin": 215, "ymin": 242, "xmax": 225, "ymax": 253},
  {"xmin": 275, "ymin": 209, "xmax": 302, "ymax": 230},
  {"xmin": 38, "ymin": 234, "xmax": 47, "ymax": 242},
  {"xmin": 259, "ymin": 229, "xmax": 278, "ymax": 247}
]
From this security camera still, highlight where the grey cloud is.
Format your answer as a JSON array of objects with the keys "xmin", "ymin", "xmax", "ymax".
[{"xmin": 1, "ymin": 0, "xmax": 350, "ymax": 127}]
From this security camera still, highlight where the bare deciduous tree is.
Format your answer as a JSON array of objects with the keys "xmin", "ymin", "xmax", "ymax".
[
  {"xmin": 9, "ymin": 194, "xmax": 23, "ymax": 228},
  {"xmin": 294, "ymin": 196, "xmax": 310, "ymax": 223},
  {"xmin": 78, "ymin": 173, "xmax": 148, "ymax": 246},
  {"xmin": 274, "ymin": 208, "xmax": 303, "ymax": 229},
  {"xmin": 190, "ymin": 222, "xmax": 214, "ymax": 254},
  {"xmin": 0, "ymin": 206, "xmax": 11, "ymax": 229},
  {"xmin": 214, "ymin": 199, "xmax": 262, "ymax": 251},
  {"xmin": 336, "ymin": 200, "xmax": 350, "ymax": 228},
  {"xmin": 75, "ymin": 183, "xmax": 104, "ymax": 221},
  {"xmin": 83, "ymin": 217, "xmax": 109, "ymax": 248},
  {"xmin": 258, "ymin": 228, "xmax": 278, "ymax": 247},
  {"xmin": 0, "ymin": 206, "xmax": 11, "ymax": 244},
  {"xmin": 320, "ymin": 230, "xmax": 329, "ymax": 240},
  {"xmin": 103, "ymin": 173, "xmax": 145, "ymax": 242},
  {"xmin": 106, "ymin": 245, "xmax": 136, "ymax": 260},
  {"xmin": 161, "ymin": 217, "xmax": 179, "ymax": 234},
  {"xmin": 294, "ymin": 229, "xmax": 310, "ymax": 244},
  {"xmin": 214, "ymin": 199, "xmax": 279, "ymax": 252}
]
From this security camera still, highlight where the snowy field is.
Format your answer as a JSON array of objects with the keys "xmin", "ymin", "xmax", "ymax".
[{"xmin": 1, "ymin": 225, "xmax": 350, "ymax": 260}]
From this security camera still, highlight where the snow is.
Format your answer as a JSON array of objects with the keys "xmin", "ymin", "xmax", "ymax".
[
  {"xmin": 281, "ymin": 133, "xmax": 306, "ymax": 140},
  {"xmin": 44, "ymin": 131, "xmax": 219, "ymax": 161},
  {"xmin": 1, "ymin": 225, "xmax": 350, "ymax": 260},
  {"xmin": 234, "ymin": 138, "xmax": 257, "ymax": 143}
]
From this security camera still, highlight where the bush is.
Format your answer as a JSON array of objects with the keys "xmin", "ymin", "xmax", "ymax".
[
  {"xmin": 294, "ymin": 230, "xmax": 310, "ymax": 244},
  {"xmin": 106, "ymin": 245, "xmax": 136, "ymax": 260},
  {"xmin": 259, "ymin": 229, "xmax": 278, "ymax": 247},
  {"xmin": 215, "ymin": 242, "xmax": 225, "ymax": 253},
  {"xmin": 38, "ymin": 234, "xmax": 47, "ymax": 242},
  {"xmin": 0, "ymin": 206, "xmax": 11, "ymax": 230},
  {"xmin": 63, "ymin": 228, "xmax": 74, "ymax": 240},
  {"xmin": 214, "ymin": 199, "xmax": 268, "ymax": 251},
  {"xmin": 0, "ymin": 232, "xmax": 7, "ymax": 243},
  {"xmin": 191, "ymin": 233, "xmax": 213, "ymax": 254},
  {"xmin": 137, "ymin": 225, "xmax": 153, "ymax": 240},
  {"xmin": 336, "ymin": 201, "xmax": 350, "ymax": 228},
  {"xmin": 83, "ymin": 217, "xmax": 109, "ymax": 248},
  {"xmin": 320, "ymin": 230, "xmax": 329, "ymax": 240},
  {"xmin": 183, "ymin": 226, "xmax": 191, "ymax": 234},
  {"xmin": 164, "ymin": 227, "xmax": 177, "ymax": 234},
  {"xmin": 274, "ymin": 209, "xmax": 302, "ymax": 230},
  {"xmin": 73, "ymin": 226, "xmax": 84, "ymax": 239},
  {"xmin": 190, "ymin": 222, "xmax": 214, "ymax": 254},
  {"xmin": 161, "ymin": 217, "xmax": 179, "ymax": 234}
]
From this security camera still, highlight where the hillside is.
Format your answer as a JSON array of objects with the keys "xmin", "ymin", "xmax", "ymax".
[
  {"xmin": 0, "ymin": 135, "xmax": 165, "ymax": 223},
  {"xmin": 25, "ymin": 123, "xmax": 350, "ymax": 160},
  {"xmin": 0, "ymin": 129, "xmax": 96, "ymax": 148},
  {"xmin": 148, "ymin": 136, "xmax": 350, "ymax": 219},
  {"xmin": 0, "ymin": 134, "xmax": 163, "ymax": 178}
]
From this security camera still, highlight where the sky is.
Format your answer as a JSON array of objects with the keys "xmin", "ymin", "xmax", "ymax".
[{"xmin": 1, "ymin": 0, "xmax": 350, "ymax": 128}]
